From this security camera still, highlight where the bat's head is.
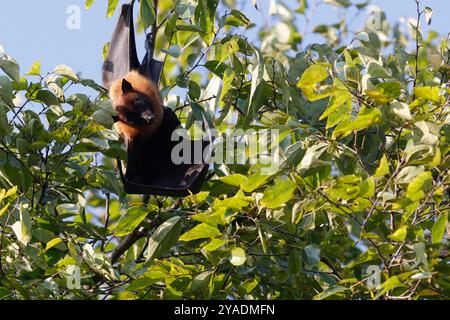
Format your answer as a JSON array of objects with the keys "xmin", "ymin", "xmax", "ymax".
[
  {"xmin": 116, "ymin": 79, "xmax": 158, "ymax": 127},
  {"xmin": 110, "ymin": 71, "xmax": 164, "ymax": 140}
]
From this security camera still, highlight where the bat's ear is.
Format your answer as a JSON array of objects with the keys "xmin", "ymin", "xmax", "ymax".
[{"xmin": 122, "ymin": 79, "xmax": 133, "ymax": 93}]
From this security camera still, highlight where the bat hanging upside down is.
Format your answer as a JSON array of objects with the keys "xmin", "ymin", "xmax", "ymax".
[{"xmin": 109, "ymin": 71, "xmax": 180, "ymax": 184}]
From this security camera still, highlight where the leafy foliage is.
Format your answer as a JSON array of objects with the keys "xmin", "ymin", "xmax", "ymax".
[{"xmin": 0, "ymin": 0, "xmax": 449, "ymax": 300}]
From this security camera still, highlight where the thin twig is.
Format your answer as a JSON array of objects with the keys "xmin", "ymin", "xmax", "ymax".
[
  {"xmin": 101, "ymin": 193, "xmax": 111, "ymax": 252},
  {"xmin": 412, "ymin": 0, "xmax": 422, "ymax": 101}
]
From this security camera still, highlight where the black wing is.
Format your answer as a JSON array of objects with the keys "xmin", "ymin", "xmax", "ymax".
[
  {"xmin": 162, "ymin": 107, "xmax": 181, "ymax": 134},
  {"xmin": 102, "ymin": 3, "xmax": 140, "ymax": 91}
]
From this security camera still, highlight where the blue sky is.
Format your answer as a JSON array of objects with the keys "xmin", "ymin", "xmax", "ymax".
[{"xmin": 0, "ymin": 0, "xmax": 448, "ymax": 85}]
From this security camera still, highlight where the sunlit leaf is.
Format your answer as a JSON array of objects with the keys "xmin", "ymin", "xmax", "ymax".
[
  {"xmin": 45, "ymin": 238, "xmax": 63, "ymax": 251},
  {"xmin": 53, "ymin": 65, "xmax": 79, "ymax": 82},
  {"xmin": 85, "ymin": 0, "xmax": 94, "ymax": 9},
  {"xmin": 388, "ymin": 226, "xmax": 408, "ymax": 242},
  {"xmin": 106, "ymin": 0, "xmax": 119, "ymax": 18},
  {"xmin": 115, "ymin": 207, "xmax": 150, "ymax": 237},
  {"xmin": 27, "ymin": 61, "xmax": 41, "ymax": 76},
  {"xmin": 332, "ymin": 107, "xmax": 382, "ymax": 139},
  {"xmin": 229, "ymin": 247, "xmax": 246, "ymax": 266},
  {"xmin": 431, "ymin": 213, "xmax": 448, "ymax": 244},
  {"xmin": 179, "ymin": 223, "xmax": 220, "ymax": 241},
  {"xmin": 261, "ymin": 179, "xmax": 297, "ymax": 209},
  {"xmin": 424, "ymin": 7, "xmax": 433, "ymax": 25},
  {"xmin": 146, "ymin": 216, "xmax": 182, "ymax": 260}
]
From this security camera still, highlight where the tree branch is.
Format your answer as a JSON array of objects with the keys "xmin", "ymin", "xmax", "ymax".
[{"xmin": 111, "ymin": 226, "xmax": 148, "ymax": 264}]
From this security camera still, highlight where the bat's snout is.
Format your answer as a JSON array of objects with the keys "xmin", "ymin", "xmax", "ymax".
[{"xmin": 141, "ymin": 111, "xmax": 155, "ymax": 124}]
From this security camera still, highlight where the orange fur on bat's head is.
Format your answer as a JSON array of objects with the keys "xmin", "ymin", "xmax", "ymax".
[{"xmin": 110, "ymin": 70, "xmax": 164, "ymax": 141}]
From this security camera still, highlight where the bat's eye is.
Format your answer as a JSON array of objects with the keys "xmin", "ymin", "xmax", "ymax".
[{"xmin": 134, "ymin": 98, "xmax": 148, "ymax": 109}]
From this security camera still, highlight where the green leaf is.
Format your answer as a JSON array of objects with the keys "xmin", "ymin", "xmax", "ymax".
[
  {"xmin": 176, "ymin": 24, "xmax": 204, "ymax": 32},
  {"xmin": 175, "ymin": 0, "xmax": 197, "ymax": 19},
  {"xmin": 299, "ymin": 143, "xmax": 330, "ymax": 171},
  {"xmin": 356, "ymin": 32, "xmax": 370, "ymax": 42},
  {"xmin": 320, "ymin": 84, "xmax": 352, "ymax": 129},
  {"xmin": 0, "ymin": 50, "xmax": 20, "ymax": 82},
  {"xmin": 220, "ymin": 68, "xmax": 235, "ymax": 108},
  {"xmin": 204, "ymin": 60, "xmax": 229, "ymax": 79},
  {"xmin": 188, "ymin": 80, "xmax": 201, "ymax": 100},
  {"xmin": 367, "ymin": 61, "xmax": 392, "ymax": 78},
  {"xmin": 220, "ymin": 174, "xmax": 247, "ymax": 188},
  {"xmin": 297, "ymin": 64, "xmax": 329, "ymax": 88},
  {"xmin": 238, "ymin": 278, "xmax": 259, "ymax": 295},
  {"xmin": 391, "ymin": 101, "xmax": 412, "ymax": 121},
  {"xmin": 85, "ymin": 0, "xmax": 94, "ymax": 9},
  {"xmin": 16, "ymin": 138, "xmax": 29, "ymax": 156},
  {"xmin": 248, "ymin": 47, "xmax": 264, "ymax": 113},
  {"xmin": 303, "ymin": 244, "xmax": 321, "ymax": 266},
  {"xmin": 91, "ymin": 109, "xmax": 114, "ymax": 128},
  {"xmin": 27, "ymin": 61, "xmax": 41, "ymax": 76},
  {"xmin": 406, "ymin": 171, "xmax": 432, "ymax": 202},
  {"xmin": 0, "ymin": 187, "xmax": 18, "ymax": 204},
  {"xmin": 195, "ymin": 0, "xmax": 218, "ymax": 44},
  {"xmin": 431, "ymin": 213, "xmax": 447, "ymax": 244},
  {"xmin": 48, "ymin": 82, "xmax": 65, "ymax": 100},
  {"xmin": 256, "ymin": 222, "xmax": 268, "ymax": 254},
  {"xmin": 229, "ymin": 247, "xmax": 246, "ymax": 266},
  {"xmin": 0, "ymin": 76, "xmax": 15, "ymax": 102},
  {"xmin": 388, "ymin": 226, "xmax": 408, "ymax": 242},
  {"xmin": 192, "ymin": 270, "xmax": 213, "ymax": 293},
  {"xmin": 165, "ymin": 14, "xmax": 177, "ymax": 39},
  {"xmin": 358, "ymin": 178, "xmax": 375, "ymax": 198},
  {"xmin": 53, "ymin": 65, "xmax": 79, "ymax": 82},
  {"xmin": 424, "ymin": 7, "xmax": 433, "ymax": 25},
  {"xmin": 0, "ymin": 105, "xmax": 12, "ymax": 136},
  {"xmin": 296, "ymin": 0, "xmax": 307, "ymax": 13},
  {"xmin": 45, "ymin": 238, "xmax": 63, "ymax": 251},
  {"xmin": 139, "ymin": 0, "xmax": 156, "ymax": 29},
  {"xmin": 414, "ymin": 86, "xmax": 440, "ymax": 103},
  {"xmin": 375, "ymin": 276, "xmax": 403, "ymax": 299},
  {"xmin": 325, "ymin": 0, "xmax": 351, "ymax": 8},
  {"xmin": 419, "ymin": 51, "xmax": 429, "ymax": 77},
  {"xmin": 355, "ymin": 1, "xmax": 369, "ymax": 9},
  {"xmin": 179, "ymin": 223, "xmax": 220, "ymax": 241},
  {"xmin": 102, "ymin": 42, "xmax": 110, "ymax": 61},
  {"xmin": 288, "ymin": 249, "xmax": 302, "ymax": 274},
  {"xmin": 240, "ymin": 165, "xmax": 272, "ymax": 192},
  {"xmin": 226, "ymin": 10, "xmax": 251, "ymax": 27},
  {"xmin": 35, "ymin": 90, "xmax": 59, "ymax": 106},
  {"xmin": 261, "ymin": 179, "xmax": 297, "ymax": 209},
  {"xmin": 396, "ymin": 167, "xmax": 424, "ymax": 185},
  {"xmin": 365, "ymin": 82, "xmax": 401, "ymax": 104},
  {"xmin": 4, "ymin": 186, "xmax": 18, "ymax": 199},
  {"xmin": 192, "ymin": 208, "xmax": 226, "ymax": 227},
  {"xmin": 326, "ymin": 175, "xmax": 372, "ymax": 202},
  {"xmin": 203, "ymin": 238, "xmax": 226, "ymax": 252},
  {"xmin": 427, "ymin": 48, "xmax": 443, "ymax": 69},
  {"xmin": 374, "ymin": 155, "xmax": 390, "ymax": 178},
  {"xmin": 183, "ymin": 192, "xmax": 209, "ymax": 206},
  {"xmin": 106, "ymin": 0, "xmax": 119, "ymax": 18},
  {"xmin": 332, "ymin": 107, "xmax": 382, "ymax": 139},
  {"xmin": 315, "ymin": 286, "xmax": 348, "ymax": 300},
  {"xmin": 127, "ymin": 271, "xmax": 166, "ymax": 291},
  {"xmin": 214, "ymin": 191, "xmax": 250, "ymax": 210},
  {"xmin": 146, "ymin": 216, "xmax": 182, "ymax": 261},
  {"xmin": 115, "ymin": 206, "xmax": 150, "ymax": 237},
  {"xmin": 0, "ymin": 204, "xmax": 10, "ymax": 218},
  {"xmin": 162, "ymin": 45, "xmax": 181, "ymax": 58},
  {"xmin": 11, "ymin": 206, "xmax": 32, "ymax": 246}
]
